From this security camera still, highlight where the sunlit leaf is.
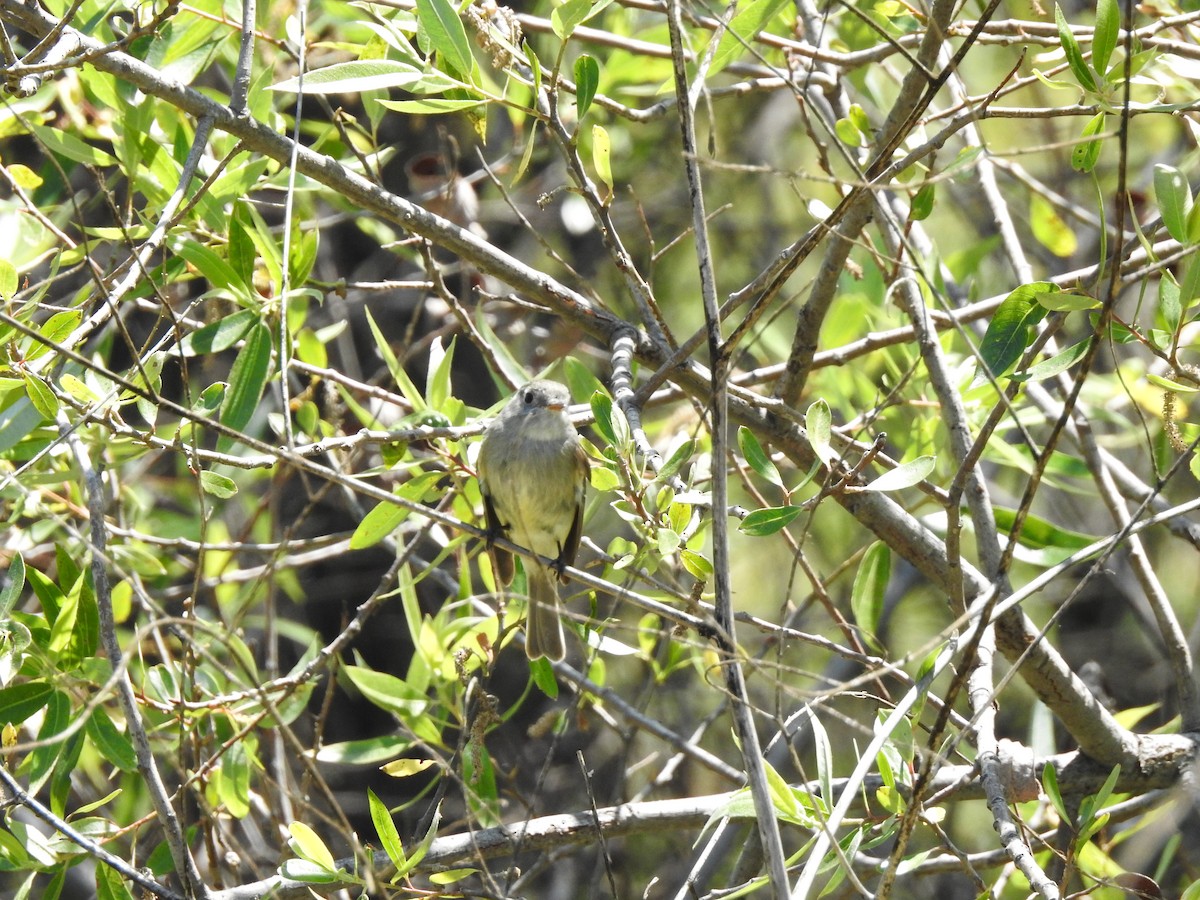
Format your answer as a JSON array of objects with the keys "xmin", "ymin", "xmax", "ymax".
[
  {"xmin": 978, "ymin": 283, "xmax": 1053, "ymax": 379},
  {"xmin": 862, "ymin": 456, "xmax": 934, "ymax": 492}
]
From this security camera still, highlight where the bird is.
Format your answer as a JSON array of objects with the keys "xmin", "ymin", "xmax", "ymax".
[{"xmin": 477, "ymin": 380, "xmax": 589, "ymax": 661}]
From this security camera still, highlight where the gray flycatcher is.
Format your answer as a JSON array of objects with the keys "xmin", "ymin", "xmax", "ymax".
[{"xmin": 477, "ymin": 380, "xmax": 589, "ymax": 661}]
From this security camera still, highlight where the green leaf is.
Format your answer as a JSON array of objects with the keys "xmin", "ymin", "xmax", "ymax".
[
  {"xmin": 21, "ymin": 372, "xmax": 58, "ymax": 420},
  {"xmin": 27, "ymin": 124, "xmax": 118, "ymax": 167},
  {"xmin": 739, "ymin": 505, "xmax": 804, "ymax": 536},
  {"xmin": 0, "ymin": 553, "xmax": 26, "ymax": 617},
  {"xmin": 86, "ymin": 708, "xmax": 139, "ymax": 773},
  {"xmin": 552, "ymin": 0, "xmax": 595, "ymax": 39},
  {"xmin": 314, "ymin": 736, "xmax": 411, "ymax": 765},
  {"xmin": 992, "ymin": 506, "xmax": 1098, "ymax": 550},
  {"xmin": 591, "ymin": 124, "xmax": 613, "ymax": 200},
  {"xmin": 179, "ymin": 309, "xmax": 258, "ymax": 356},
  {"xmin": 25, "ymin": 309, "xmax": 82, "ymax": 361},
  {"xmin": 1034, "ymin": 288, "xmax": 1098, "ymax": 311},
  {"xmin": 365, "ymin": 308, "xmax": 426, "ymax": 410},
  {"xmin": 0, "ymin": 258, "xmax": 17, "ymax": 301},
  {"xmin": 96, "ymin": 863, "xmax": 135, "ymax": 900},
  {"xmin": 656, "ymin": 438, "xmax": 696, "ymax": 482},
  {"xmin": 217, "ymin": 742, "xmax": 252, "ymax": 818},
  {"xmin": 851, "ymin": 542, "xmax": 889, "ymax": 636},
  {"xmin": 1054, "ymin": 5, "xmax": 1097, "ymax": 93},
  {"xmin": 590, "ymin": 390, "xmax": 616, "ymax": 445},
  {"xmin": 368, "ymin": 789, "xmax": 407, "ymax": 872},
  {"xmin": 350, "ymin": 471, "xmax": 442, "ymax": 549},
  {"xmin": 1043, "ymin": 762, "xmax": 1071, "ymax": 824},
  {"xmin": 1154, "ymin": 164, "xmax": 1193, "ymax": 245},
  {"xmin": 199, "ymin": 470, "xmax": 238, "ymax": 498},
  {"xmin": 0, "ymin": 681, "xmax": 53, "ymax": 724},
  {"xmin": 863, "ymin": 455, "xmax": 935, "ymax": 492},
  {"xmin": 415, "ymin": 0, "xmax": 475, "ymax": 81},
  {"xmin": 1030, "ymin": 193, "xmax": 1077, "ymax": 257},
  {"xmin": 271, "ymin": 59, "xmax": 432, "ymax": 94},
  {"xmin": 1092, "ymin": 0, "xmax": 1119, "ymax": 75},
  {"xmin": 426, "ymin": 336, "xmax": 455, "ymax": 411},
  {"xmin": 1146, "ymin": 373, "xmax": 1200, "ymax": 393},
  {"xmin": 1179, "ymin": 255, "xmax": 1200, "ymax": 309},
  {"xmin": 835, "ymin": 115, "xmax": 864, "ymax": 147},
  {"xmin": 738, "ymin": 426, "xmax": 782, "ymax": 487},
  {"xmin": 22, "ymin": 690, "xmax": 70, "ymax": 790},
  {"xmin": 574, "ymin": 55, "xmax": 600, "ymax": 120},
  {"xmin": 1011, "ymin": 338, "xmax": 1091, "ymax": 382},
  {"xmin": 174, "ymin": 239, "xmax": 246, "ymax": 294},
  {"xmin": 377, "ymin": 98, "xmax": 485, "ymax": 114},
  {"xmin": 1160, "ymin": 271, "xmax": 1182, "ymax": 333},
  {"xmin": 287, "ymin": 821, "xmax": 337, "ymax": 872},
  {"xmin": 910, "ymin": 182, "xmax": 935, "ymax": 220},
  {"xmin": 977, "ymin": 282, "xmax": 1053, "ymax": 379},
  {"xmin": 351, "ymin": 499, "xmax": 410, "ymax": 550},
  {"xmin": 805, "ymin": 399, "xmax": 835, "ymax": 465},
  {"xmin": 279, "ymin": 858, "xmax": 339, "ymax": 884},
  {"xmin": 708, "ymin": 0, "xmax": 791, "ymax": 75},
  {"xmin": 530, "ymin": 655, "xmax": 559, "ymax": 697},
  {"xmin": 217, "ymin": 322, "xmax": 273, "ymax": 452},
  {"xmin": 1071, "ymin": 112, "xmax": 1105, "ymax": 173},
  {"xmin": 342, "ymin": 665, "xmax": 431, "ymax": 719}
]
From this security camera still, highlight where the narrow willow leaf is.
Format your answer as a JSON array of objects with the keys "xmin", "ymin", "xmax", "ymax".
[
  {"xmin": 26, "ymin": 309, "xmax": 82, "ymax": 361},
  {"xmin": 1159, "ymin": 271, "xmax": 1182, "ymax": 333},
  {"xmin": 368, "ymin": 789, "xmax": 407, "ymax": 872},
  {"xmin": 1054, "ymin": 5, "xmax": 1097, "ymax": 93},
  {"xmin": 377, "ymin": 98, "xmax": 485, "ymax": 114},
  {"xmin": 314, "ymin": 736, "xmax": 410, "ymax": 765},
  {"xmin": 708, "ymin": 0, "xmax": 791, "ymax": 75},
  {"xmin": 656, "ymin": 437, "xmax": 696, "ymax": 481},
  {"xmin": 86, "ymin": 709, "xmax": 138, "ymax": 773},
  {"xmin": 737, "ymin": 426, "xmax": 782, "ymax": 487},
  {"xmin": 1034, "ymin": 288, "xmax": 1097, "ymax": 311},
  {"xmin": 590, "ymin": 390, "xmax": 616, "ymax": 445},
  {"xmin": 574, "ymin": 55, "xmax": 599, "ymax": 120},
  {"xmin": 1154, "ymin": 164, "xmax": 1192, "ymax": 244},
  {"xmin": 270, "ymin": 59, "xmax": 428, "ymax": 94},
  {"xmin": 805, "ymin": 398, "xmax": 835, "ymax": 465},
  {"xmin": 851, "ymin": 542, "xmax": 889, "ymax": 636},
  {"xmin": 415, "ymin": 0, "xmax": 475, "ymax": 81},
  {"xmin": 978, "ymin": 283, "xmax": 1053, "ymax": 379},
  {"xmin": 27, "ymin": 124, "xmax": 118, "ymax": 167},
  {"xmin": 1010, "ymin": 338, "xmax": 1090, "ymax": 382},
  {"xmin": 739, "ymin": 505, "xmax": 804, "ymax": 536},
  {"xmin": 1092, "ymin": 0, "xmax": 1119, "ymax": 75},
  {"xmin": 0, "ymin": 681, "xmax": 52, "ymax": 724},
  {"xmin": 991, "ymin": 506, "xmax": 1098, "ymax": 549},
  {"xmin": 863, "ymin": 455, "xmax": 935, "ymax": 492},
  {"xmin": 288, "ymin": 821, "xmax": 337, "ymax": 871},
  {"xmin": 0, "ymin": 553, "xmax": 25, "ymax": 617},
  {"xmin": 174, "ymin": 239, "xmax": 245, "ymax": 293},
  {"xmin": 21, "ymin": 372, "xmax": 57, "ymax": 420},
  {"xmin": 217, "ymin": 322, "xmax": 272, "ymax": 452}
]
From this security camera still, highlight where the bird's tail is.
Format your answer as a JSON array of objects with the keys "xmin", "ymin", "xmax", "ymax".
[{"xmin": 526, "ymin": 565, "xmax": 566, "ymax": 661}]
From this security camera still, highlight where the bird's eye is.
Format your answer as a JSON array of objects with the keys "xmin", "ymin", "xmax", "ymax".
[{"xmin": 523, "ymin": 390, "xmax": 534, "ymax": 404}]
